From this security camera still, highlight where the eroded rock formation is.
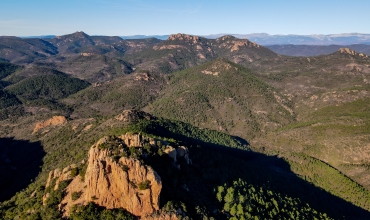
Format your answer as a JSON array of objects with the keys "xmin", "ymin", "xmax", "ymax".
[
  {"xmin": 216, "ymin": 35, "xmax": 260, "ymax": 52},
  {"xmin": 44, "ymin": 133, "xmax": 191, "ymax": 218},
  {"xmin": 44, "ymin": 135, "xmax": 162, "ymax": 217},
  {"xmin": 338, "ymin": 47, "xmax": 368, "ymax": 57},
  {"xmin": 33, "ymin": 116, "xmax": 67, "ymax": 133},
  {"xmin": 168, "ymin": 33, "xmax": 201, "ymax": 44}
]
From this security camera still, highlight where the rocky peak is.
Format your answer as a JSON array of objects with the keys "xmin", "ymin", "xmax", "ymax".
[
  {"xmin": 56, "ymin": 31, "xmax": 89, "ymax": 40},
  {"xmin": 73, "ymin": 31, "xmax": 89, "ymax": 38},
  {"xmin": 115, "ymin": 109, "xmax": 156, "ymax": 123},
  {"xmin": 338, "ymin": 47, "xmax": 368, "ymax": 57},
  {"xmin": 80, "ymin": 146, "xmax": 162, "ymax": 216},
  {"xmin": 215, "ymin": 35, "xmax": 260, "ymax": 52},
  {"xmin": 216, "ymin": 35, "xmax": 237, "ymax": 41},
  {"xmin": 44, "ymin": 135, "xmax": 162, "ymax": 217},
  {"xmin": 168, "ymin": 33, "xmax": 202, "ymax": 44},
  {"xmin": 43, "ymin": 133, "xmax": 191, "ymax": 217}
]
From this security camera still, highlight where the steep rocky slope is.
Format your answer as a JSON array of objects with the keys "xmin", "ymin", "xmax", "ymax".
[
  {"xmin": 43, "ymin": 132, "xmax": 194, "ymax": 218},
  {"xmin": 46, "ymin": 137, "xmax": 161, "ymax": 217}
]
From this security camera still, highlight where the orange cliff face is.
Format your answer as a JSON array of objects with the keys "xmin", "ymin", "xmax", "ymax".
[
  {"xmin": 74, "ymin": 147, "xmax": 161, "ymax": 216},
  {"xmin": 45, "ymin": 135, "xmax": 162, "ymax": 217},
  {"xmin": 167, "ymin": 33, "xmax": 201, "ymax": 44},
  {"xmin": 43, "ymin": 132, "xmax": 191, "ymax": 218},
  {"xmin": 33, "ymin": 116, "xmax": 67, "ymax": 133}
]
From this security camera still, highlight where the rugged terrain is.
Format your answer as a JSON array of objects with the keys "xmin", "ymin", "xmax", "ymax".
[{"xmin": 1, "ymin": 32, "xmax": 370, "ymax": 219}]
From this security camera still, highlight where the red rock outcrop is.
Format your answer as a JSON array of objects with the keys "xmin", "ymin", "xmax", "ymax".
[
  {"xmin": 120, "ymin": 133, "xmax": 145, "ymax": 147},
  {"xmin": 53, "ymin": 136, "xmax": 162, "ymax": 217},
  {"xmin": 168, "ymin": 33, "xmax": 201, "ymax": 44},
  {"xmin": 338, "ymin": 47, "xmax": 368, "ymax": 57},
  {"xmin": 216, "ymin": 36, "xmax": 260, "ymax": 52},
  {"xmin": 45, "ymin": 164, "xmax": 77, "ymax": 190},
  {"xmin": 43, "ymin": 164, "xmax": 77, "ymax": 205},
  {"xmin": 83, "ymin": 148, "xmax": 161, "ymax": 215},
  {"xmin": 44, "ymin": 132, "xmax": 191, "ymax": 217},
  {"xmin": 33, "ymin": 116, "xmax": 67, "ymax": 133}
]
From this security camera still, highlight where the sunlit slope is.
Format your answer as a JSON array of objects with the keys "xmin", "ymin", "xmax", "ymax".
[{"xmin": 146, "ymin": 58, "xmax": 294, "ymax": 139}]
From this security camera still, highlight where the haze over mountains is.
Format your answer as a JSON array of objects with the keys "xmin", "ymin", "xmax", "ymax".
[
  {"xmin": 121, "ymin": 33, "xmax": 370, "ymax": 57},
  {"xmin": 207, "ymin": 33, "xmax": 370, "ymax": 45},
  {"xmin": 20, "ymin": 32, "xmax": 370, "ymax": 45},
  {"xmin": 117, "ymin": 33, "xmax": 370, "ymax": 46},
  {"xmin": 266, "ymin": 44, "xmax": 370, "ymax": 57},
  {"xmin": 19, "ymin": 32, "xmax": 370, "ymax": 57},
  {"xmin": 1, "ymin": 31, "xmax": 370, "ymax": 219}
]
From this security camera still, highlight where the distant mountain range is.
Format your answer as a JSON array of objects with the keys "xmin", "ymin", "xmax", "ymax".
[
  {"xmin": 120, "ymin": 35, "xmax": 169, "ymax": 40},
  {"xmin": 119, "ymin": 33, "xmax": 370, "ymax": 45},
  {"xmin": 204, "ymin": 33, "xmax": 370, "ymax": 45},
  {"xmin": 267, "ymin": 44, "xmax": 370, "ymax": 56},
  {"xmin": 19, "ymin": 33, "xmax": 370, "ymax": 45},
  {"xmin": 20, "ymin": 35, "xmax": 56, "ymax": 39}
]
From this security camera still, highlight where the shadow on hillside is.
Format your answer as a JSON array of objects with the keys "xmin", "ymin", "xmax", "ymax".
[
  {"xmin": 0, "ymin": 137, "xmax": 45, "ymax": 202},
  {"xmin": 145, "ymin": 132, "xmax": 370, "ymax": 219}
]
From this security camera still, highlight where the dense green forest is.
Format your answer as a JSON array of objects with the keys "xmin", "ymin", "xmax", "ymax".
[
  {"xmin": 0, "ymin": 62, "xmax": 21, "ymax": 79},
  {"xmin": 0, "ymin": 90, "xmax": 21, "ymax": 109},
  {"xmin": 6, "ymin": 74, "xmax": 90, "ymax": 101},
  {"xmin": 216, "ymin": 179, "xmax": 330, "ymax": 220}
]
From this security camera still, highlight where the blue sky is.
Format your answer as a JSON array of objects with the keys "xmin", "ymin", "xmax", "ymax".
[{"xmin": 0, "ymin": 0, "xmax": 369, "ymax": 36}]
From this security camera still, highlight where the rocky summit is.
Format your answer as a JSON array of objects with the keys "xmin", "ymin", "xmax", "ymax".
[{"xmin": 42, "ymin": 132, "xmax": 195, "ymax": 218}]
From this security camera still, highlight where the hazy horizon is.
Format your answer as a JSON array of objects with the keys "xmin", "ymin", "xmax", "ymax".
[{"xmin": 10, "ymin": 32, "xmax": 370, "ymax": 38}]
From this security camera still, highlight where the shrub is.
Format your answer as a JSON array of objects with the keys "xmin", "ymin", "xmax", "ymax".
[
  {"xmin": 129, "ymin": 181, "xmax": 136, "ymax": 188},
  {"xmin": 69, "ymin": 202, "xmax": 134, "ymax": 220},
  {"xmin": 122, "ymin": 165, "xmax": 129, "ymax": 172},
  {"xmin": 138, "ymin": 180, "xmax": 151, "ymax": 190},
  {"xmin": 70, "ymin": 167, "xmax": 79, "ymax": 177},
  {"xmin": 79, "ymin": 163, "xmax": 88, "ymax": 181},
  {"xmin": 72, "ymin": 191, "xmax": 82, "ymax": 201},
  {"xmin": 112, "ymin": 155, "xmax": 120, "ymax": 163}
]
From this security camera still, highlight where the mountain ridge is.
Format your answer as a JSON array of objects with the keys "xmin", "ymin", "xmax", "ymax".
[
  {"xmin": 14, "ymin": 32, "xmax": 370, "ymax": 45},
  {"xmin": 118, "ymin": 33, "xmax": 370, "ymax": 45}
]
